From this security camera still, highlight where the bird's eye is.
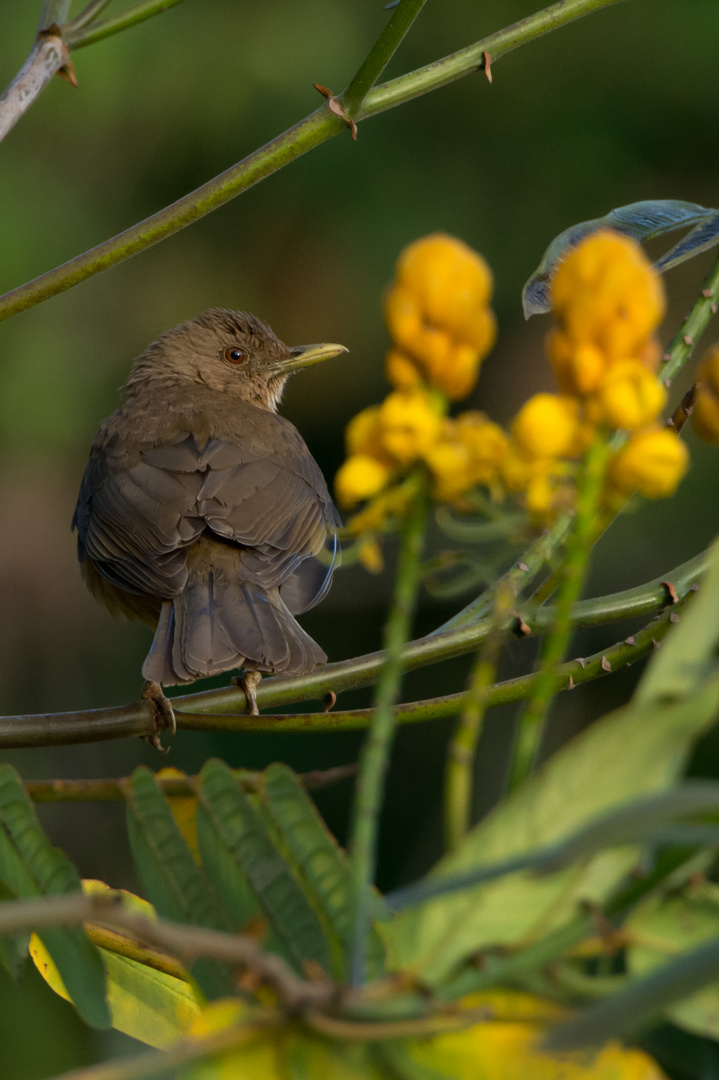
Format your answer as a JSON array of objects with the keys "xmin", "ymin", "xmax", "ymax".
[{"xmin": 224, "ymin": 346, "xmax": 247, "ymax": 365}]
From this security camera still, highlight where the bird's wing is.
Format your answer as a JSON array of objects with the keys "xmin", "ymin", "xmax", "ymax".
[
  {"xmin": 73, "ymin": 440, "xmax": 205, "ymax": 598},
  {"xmin": 189, "ymin": 436, "xmax": 340, "ymax": 593},
  {"xmin": 73, "ymin": 427, "xmax": 340, "ymax": 603}
]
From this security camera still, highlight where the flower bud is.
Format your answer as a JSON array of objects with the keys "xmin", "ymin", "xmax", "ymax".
[
  {"xmin": 551, "ymin": 230, "xmax": 665, "ymax": 360},
  {"xmin": 608, "ymin": 427, "xmax": 688, "ymax": 498},
  {"xmin": 512, "ymin": 394, "xmax": 581, "ymax": 459},
  {"xmin": 595, "ymin": 360, "xmax": 667, "ymax": 430},
  {"xmin": 378, "ymin": 388, "xmax": 443, "ymax": 464},
  {"xmin": 335, "ymin": 455, "xmax": 391, "ymax": 509},
  {"xmin": 691, "ymin": 344, "xmax": 719, "ymax": 445}
]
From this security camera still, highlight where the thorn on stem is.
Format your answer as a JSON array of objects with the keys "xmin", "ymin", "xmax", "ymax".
[
  {"xmin": 661, "ymin": 580, "xmax": 679, "ymax": 604},
  {"xmin": 482, "ymin": 51, "xmax": 493, "ymax": 83},
  {"xmin": 313, "ymin": 84, "xmax": 358, "ymax": 140}
]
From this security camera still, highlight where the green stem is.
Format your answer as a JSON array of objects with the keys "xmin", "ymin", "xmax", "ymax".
[
  {"xmin": 342, "ymin": 0, "xmax": 426, "ymax": 117},
  {"xmin": 662, "ymin": 249, "xmax": 719, "ymax": 383},
  {"xmin": 63, "ymin": 0, "xmax": 189, "ymax": 48},
  {"xmin": 0, "ymin": 0, "xmax": 621, "ymax": 325},
  {"xmin": 509, "ymin": 436, "xmax": 611, "ymax": 790},
  {"xmin": 357, "ymin": 0, "xmax": 624, "ymax": 120},
  {"xmin": 63, "ymin": 0, "xmax": 113, "ymax": 33},
  {"xmin": 0, "ymin": 549, "xmax": 704, "ymax": 747},
  {"xmin": 25, "ymin": 763, "xmax": 354, "ymax": 802},
  {"xmin": 435, "ymin": 515, "xmax": 572, "ymax": 633},
  {"xmin": 349, "ymin": 479, "xmax": 428, "ymax": 986},
  {"xmin": 444, "ymin": 581, "xmax": 514, "ymax": 852},
  {"xmin": 37, "ymin": 0, "xmax": 72, "ymax": 31}
]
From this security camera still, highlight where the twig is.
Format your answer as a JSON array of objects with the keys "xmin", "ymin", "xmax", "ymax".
[
  {"xmin": 0, "ymin": 26, "xmax": 74, "ymax": 144},
  {"xmin": 509, "ymin": 436, "xmax": 611, "ymax": 789},
  {"xmin": 0, "ymin": 549, "xmax": 705, "ymax": 747},
  {"xmin": 62, "ymin": 0, "xmax": 113, "ymax": 33},
  {"xmin": 349, "ymin": 479, "xmax": 428, "ymax": 985},
  {"xmin": 342, "ymin": 0, "xmax": 426, "ymax": 117},
  {"xmin": 0, "ymin": 0, "xmax": 623, "ymax": 324},
  {"xmin": 49, "ymin": 1020, "xmax": 278, "ymax": 1080},
  {"xmin": 63, "ymin": 0, "xmax": 190, "ymax": 50},
  {"xmin": 25, "ymin": 763, "xmax": 356, "ymax": 802},
  {"xmin": 0, "ymin": 891, "xmax": 333, "ymax": 1009},
  {"xmin": 444, "ymin": 581, "xmax": 515, "ymax": 851},
  {"xmin": 358, "ymin": 0, "xmax": 624, "ymax": 119}
]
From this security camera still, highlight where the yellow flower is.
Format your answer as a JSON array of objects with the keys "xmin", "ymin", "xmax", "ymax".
[
  {"xmin": 691, "ymin": 343, "xmax": 719, "ymax": 444},
  {"xmin": 512, "ymin": 394, "xmax": 582, "ymax": 459},
  {"xmin": 335, "ymin": 455, "xmax": 391, "ymax": 509},
  {"xmin": 501, "ymin": 444, "xmax": 534, "ymax": 494},
  {"xmin": 551, "ymin": 230, "xmax": 665, "ymax": 360},
  {"xmin": 378, "ymin": 387, "xmax": 443, "ymax": 464},
  {"xmin": 455, "ymin": 411, "xmax": 510, "ymax": 486},
  {"xmin": 594, "ymin": 360, "xmax": 667, "ymax": 430},
  {"xmin": 385, "ymin": 348, "xmax": 423, "ymax": 390},
  {"xmin": 547, "ymin": 330, "xmax": 607, "ymax": 396},
  {"xmin": 395, "ymin": 233, "xmax": 494, "ymax": 328},
  {"xmin": 345, "ymin": 405, "xmax": 387, "ymax": 460},
  {"xmin": 384, "ymin": 233, "xmax": 497, "ymax": 401},
  {"xmin": 608, "ymin": 427, "xmax": 689, "ymax": 498},
  {"xmin": 424, "ymin": 437, "xmax": 473, "ymax": 503},
  {"xmin": 358, "ymin": 539, "xmax": 384, "ymax": 573}
]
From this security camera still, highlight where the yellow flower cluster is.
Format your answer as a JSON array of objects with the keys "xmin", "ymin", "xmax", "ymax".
[
  {"xmin": 691, "ymin": 343, "xmax": 719, "ymax": 444},
  {"xmin": 384, "ymin": 233, "xmax": 497, "ymax": 400},
  {"xmin": 335, "ymin": 235, "xmax": 504, "ymax": 533},
  {"xmin": 336, "ymin": 229, "xmax": 690, "ymax": 546},
  {"xmin": 501, "ymin": 230, "xmax": 687, "ymax": 519}
]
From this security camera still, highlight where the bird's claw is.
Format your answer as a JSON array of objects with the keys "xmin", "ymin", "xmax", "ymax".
[
  {"xmin": 141, "ymin": 680, "xmax": 176, "ymax": 751},
  {"xmin": 231, "ymin": 670, "xmax": 263, "ymax": 715}
]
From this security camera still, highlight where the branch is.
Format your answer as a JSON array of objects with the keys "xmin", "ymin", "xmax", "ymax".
[
  {"xmin": 0, "ymin": 0, "xmax": 623, "ymax": 324},
  {"xmin": 63, "ymin": 0, "xmax": 190, "ymax": 50},
  {"xmin": 25, "ymin": 763, "xmax": 356, "ymax": 802},
  {"xmin": 0, "ymin": 891, "xmax": 333, "ymax": 1009},
  {"xmin": 0, "ymin": 550, "xmax": 704, "ymax": 747},
  {"xmin": 0, "ymin": 24, "xmax": 74, "ymax": 144},
  {"xmin": 341, "ymin": 0, "xmax": 426, "ymax": 118}
]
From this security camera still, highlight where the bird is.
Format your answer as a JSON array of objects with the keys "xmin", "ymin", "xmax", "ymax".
[{"xmin": 72, "ymin": 309, "xmax": 346, "ymax": 735}]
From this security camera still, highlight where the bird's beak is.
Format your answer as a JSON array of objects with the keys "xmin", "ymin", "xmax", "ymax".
[{"xmin": 278, "ymin": 342, "xmax": 349, "ymax": 374}]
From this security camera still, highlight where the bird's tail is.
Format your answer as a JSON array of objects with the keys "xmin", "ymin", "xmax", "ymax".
[{"xmin": 141, "ymin": 560, "xmax": 326, "ymax": 686}]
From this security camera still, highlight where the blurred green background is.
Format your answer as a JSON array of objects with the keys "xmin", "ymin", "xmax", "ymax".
[{"xmin": 1, "ymin": 0, "xmax": 719, "ymax": 1074}]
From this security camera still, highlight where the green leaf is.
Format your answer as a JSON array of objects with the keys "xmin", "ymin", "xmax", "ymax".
[
  {"xmin": 522, "ymin": 199, "xmax": 713, "ymax": 317},
  {"xmin": 198, "ymin": 759, "xmax": 332, "ymax": 975},
  {"xmin": 0, "ymin": 765, "xmax": 110, "ymax": 1028},
  {"xmin": 635, "ymin": 538, "xmax": 719, "ymax": 704},
  {"xmin": 626, "ymin": 882, "xmax": 719, "ymax": 1040},
  {"xmin": 260, "ymin": 763, "xmax": 386, "ymax": 980},
  {"xmin": 0, "ymin": 880, "xmax": 28, "ymax": 978},
  {"xmin": 126, "ymin": 766, "xmax": 235, "ymax": 1001},
  {"xmin": 388, "ymin": 781, "xmax": 719, "ymax": 910},
  {"xmin": 385, "ymin": 675, "xmax": 719, "ymax": 986}
]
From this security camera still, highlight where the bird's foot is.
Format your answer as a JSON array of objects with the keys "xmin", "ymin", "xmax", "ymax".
[
  {"xmin": 231, "ymin": 670, "xmax": 263, "ymax": 716},
  {"xmin": 141, "ymin": 680, "xmax": 176, "ymax": 751}
]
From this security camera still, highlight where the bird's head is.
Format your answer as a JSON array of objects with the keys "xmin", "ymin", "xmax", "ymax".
[{"xmin": 127, "ymin": 309, "xmax": 347, "ymax": 411}]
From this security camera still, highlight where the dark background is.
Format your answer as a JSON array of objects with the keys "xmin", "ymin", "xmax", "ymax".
[{"xmin": 1, "ymin": 1, "xmax": 719, "ymax": 1074}]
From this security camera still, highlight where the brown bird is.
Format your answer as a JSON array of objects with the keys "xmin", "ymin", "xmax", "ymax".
[{"xmin": 73, "ymin": 310, "xmax": 346, "ymax": 731}]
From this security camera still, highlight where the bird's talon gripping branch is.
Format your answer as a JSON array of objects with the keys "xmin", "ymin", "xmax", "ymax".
[
  {"xmin": 141, "ymin": 680, "xmax": 176, "ymax": 749},
  {"xmin": 233, "ymin": 670, "xmax": 262, "ymax": 716}
]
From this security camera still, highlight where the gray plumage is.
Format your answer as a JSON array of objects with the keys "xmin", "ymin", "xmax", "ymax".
[{"xmin": 72, "ymin": 310, "xmax": 343, "ymax": 686}]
